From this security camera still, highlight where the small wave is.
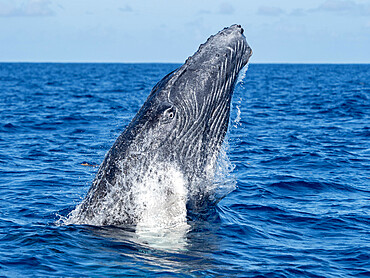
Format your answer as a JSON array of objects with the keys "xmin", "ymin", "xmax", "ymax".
[{"xmin": 268, "ymin": 180, "xmax": 357, "ymax": 193}]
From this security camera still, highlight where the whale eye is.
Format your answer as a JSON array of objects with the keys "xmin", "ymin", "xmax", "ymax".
[
  {"xmin": 166, "ymin": 107, "xmax": 175, "ymax": 119},
  {"xmin": 162, "ymin": 107, "xmax": 176, "ymax": 123}
]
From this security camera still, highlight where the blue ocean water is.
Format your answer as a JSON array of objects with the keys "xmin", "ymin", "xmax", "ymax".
[{"xmin": 0, "ymin": 63, "xmax": 369, "ymax": 277}]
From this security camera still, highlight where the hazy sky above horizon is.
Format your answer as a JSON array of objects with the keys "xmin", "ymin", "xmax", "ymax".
[{"xmin": 0, "ymin": 0, "xmax": 369, "ymax": 63}]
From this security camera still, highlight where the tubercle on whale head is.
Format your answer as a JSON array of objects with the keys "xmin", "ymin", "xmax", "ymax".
[
  {"xmin": 186, "ymin": 24, "xmax": 251, "ymax": 61},
  {"xmin": 146, "ymin": 24, "xmax": 252, "ymax": 103},
  {"xmin": 161, "ymin": 24, "xmax": 252, "ymax": 106}
]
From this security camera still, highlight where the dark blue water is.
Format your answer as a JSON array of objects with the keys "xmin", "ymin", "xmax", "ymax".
[{"xmin": 0, "ymin": 63, "xmax": 369, "ymax": 277}]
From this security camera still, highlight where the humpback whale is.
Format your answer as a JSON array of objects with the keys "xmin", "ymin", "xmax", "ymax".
[{"xmin": 67, "ymin": 24, "xmax": 252, "ymax": 226}]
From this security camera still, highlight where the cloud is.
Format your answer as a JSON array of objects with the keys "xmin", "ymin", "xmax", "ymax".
[
  {"xmin": 258, "ymin": 6, "xmax": 285, "ymax": 16},
  {"xmin": 119, "ymin": 4, "xmax": 133, "ymax": 13},
  {"xmin": 255, "ymin": 1, "xmax": 370, "ymax": 18},
  {"xmin": 218, "ymin": 2, "xmax": 234, "ymax": 15},
  {"xmin": 316, "ymin": 0, "xmax": 355, "ymax": 12},
  {"xmin": 196, "ymin": 3, "xmax": 233, "ymax": 16},
  {"xmin": 311, "ymin": 0, "xmax": 370, "ymax": 16},
  {"xmin": 289, "ymin": 8, "xmax": 307, "ymax": 16},
  {"xmin": 0, "ymin": 0, "xmax": 54, "ymax": 17}
]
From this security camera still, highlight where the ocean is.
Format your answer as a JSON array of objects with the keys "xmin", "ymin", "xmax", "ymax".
[{"xmin": 0, "ymin": 63, "xmax": 369, "ymax": 277}]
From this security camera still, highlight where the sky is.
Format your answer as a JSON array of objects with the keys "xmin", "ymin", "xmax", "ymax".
[{"xmin": 0, "ymin": 0, "xmax": 369, "ymax": 63}]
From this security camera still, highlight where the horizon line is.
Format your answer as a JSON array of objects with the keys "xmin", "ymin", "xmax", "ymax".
[{"xmin": 1, "ymin": 61, "xmax": 370, "ymax": 65}]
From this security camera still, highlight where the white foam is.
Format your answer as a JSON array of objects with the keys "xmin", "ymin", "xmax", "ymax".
[
  {"xmin": 213, "ymin": 140, "xmax": 237, "ymax": 202},
  {"xmin": 61, "ymin": 161, "xmax": 190, "ymax": 249},
  {"xmin": 233, "ymin": 102, "xmax": 242, "ymax": 129},
  {"xmin": 236, "ymin": 63, "xmax": 249, "ymax": 87},
  {"xmin": 135, "ymin": 165, "xmax": 188, "ymax": 228},
  {"xmin": 132, "ymin": 164, "xmax": 190, "ymax": 249}
]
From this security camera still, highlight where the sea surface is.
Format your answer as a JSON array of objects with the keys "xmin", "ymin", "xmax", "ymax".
[{"xmin": 0, "ymin": 63, "xmax": 369, "ymax": 277}]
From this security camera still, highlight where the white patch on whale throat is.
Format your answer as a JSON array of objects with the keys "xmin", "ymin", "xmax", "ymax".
[
  {"xmin": 64, "ymin": 162, "xmax": 188, "ymax": 225},
  {"xmin": 61, "ymin": 161, "xmax": 190, "ymax": 249}
]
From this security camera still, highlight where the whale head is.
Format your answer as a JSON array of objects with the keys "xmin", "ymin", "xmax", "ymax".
[{"xmin": 132, "ymin": 24, "xmax": 252, "ymax": 176}]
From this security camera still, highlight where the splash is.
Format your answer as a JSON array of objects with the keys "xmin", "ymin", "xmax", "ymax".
[
  {"xmin": 236, "ymin": 62, "xmax": 249, "ymax": 87},
  {"xmin": 63, "ymin": 162, "xmax": 188, "ymax": 224},
  {"xmin": 59, "ymin": 161, "xmax": 190, "ymax": 248},
  {"xmin": 232, "ymin": 101, "xmax": 242, "ymax": 129},
  {"xmin": 213, "ymin": 140, "xmax": 237, "ymax": 203},
  {"xmin": 131, "ymin": 163, "xmax": 191, "ymax": 250},
  {"xmin": 135, "ymin": 164, "xmax": 188, "ymax": 229},
  {"xmin": 231, "ymin": 62, "xmax": 248, "ymax": 129},
  {"xmin": 59, "ymin": 147, "xmax": 236, "ymax": 249}
]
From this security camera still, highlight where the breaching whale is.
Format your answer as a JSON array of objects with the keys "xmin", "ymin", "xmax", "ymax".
[{"xmin": 67, "ymin": 24, "xmax": 252, "ymax": 226}]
